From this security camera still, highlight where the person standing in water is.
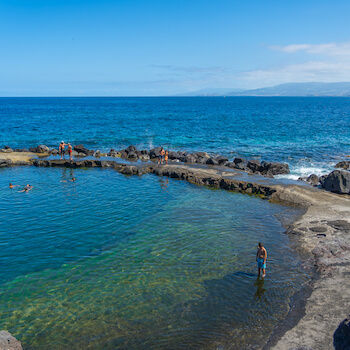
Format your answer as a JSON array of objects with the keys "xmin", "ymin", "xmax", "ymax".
[{"xmin": 256, "ymin": 242, "xmax": 267, "ymax": 278}]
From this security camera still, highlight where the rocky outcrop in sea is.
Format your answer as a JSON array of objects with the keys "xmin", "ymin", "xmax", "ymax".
[{"xmin": 2, "ymin": 143, "xmax": 350, "ymax": 196}]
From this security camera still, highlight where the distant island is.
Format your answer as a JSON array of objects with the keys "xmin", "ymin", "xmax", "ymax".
[{"xmin": 178, "ymin": 82, "xmax": 350, "ymax": 97}]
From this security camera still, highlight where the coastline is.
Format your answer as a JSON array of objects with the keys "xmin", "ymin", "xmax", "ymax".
[{"xmin": 2, "ymin": 153, "xmax": 350, "ymax": 349}]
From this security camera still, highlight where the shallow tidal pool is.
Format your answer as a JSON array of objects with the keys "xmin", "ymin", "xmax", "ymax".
[{"xmin": 0, "ymin": 167, "xmax": 310, "ymax": 349}]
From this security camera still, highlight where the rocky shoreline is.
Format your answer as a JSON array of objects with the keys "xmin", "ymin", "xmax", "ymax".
[
  {"xmin": 1, "ymin": 148, "xmax": 350, "ymax": 349},
  {"xmin": 1, "ymin": 143, "xmax": 349, "ymax": 195}
]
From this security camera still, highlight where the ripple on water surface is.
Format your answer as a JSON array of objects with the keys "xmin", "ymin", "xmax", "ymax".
[{"xmin": 0, "ymin": 167, "xmax": 310, "ymax": 349}]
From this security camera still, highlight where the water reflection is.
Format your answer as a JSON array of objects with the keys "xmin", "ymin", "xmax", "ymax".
[
  {"xmin": 159, "ymin": 178, "xmax": 169, "ymax": 191},
  {"xmin": 254, "ymin": 277, "xmax": 267, "ymax": 301}
]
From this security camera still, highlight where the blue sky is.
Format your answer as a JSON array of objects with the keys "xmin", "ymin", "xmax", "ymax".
[{"xmin": 1, "ymin": 0, "xmax": 350, "ymax": 96}]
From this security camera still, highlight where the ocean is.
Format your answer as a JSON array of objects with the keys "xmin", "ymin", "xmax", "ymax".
[
  {"xmin": 0, "ymin": 96, "xmax": 347, "ymax": 349},
  {"xmin": 1, "ymin": 96, "xmax": 349, "ymax": 179}
]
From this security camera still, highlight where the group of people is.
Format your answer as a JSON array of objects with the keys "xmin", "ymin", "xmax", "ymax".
[
  {"xmin": 9, "ymin": 183, "xmax": 33, "ymax": 192},
  {"xmin": 59, "ymin": 141, "xmax": 73, "ymax": 160},
  {"xmin": 158, "ymin": 148, "xmax": 169, "ymax": 165}
]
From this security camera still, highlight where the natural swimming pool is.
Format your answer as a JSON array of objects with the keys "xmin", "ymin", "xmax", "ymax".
[{"xmin": 0, "ymin": 166, "xmax": 310, "ymax": 349}]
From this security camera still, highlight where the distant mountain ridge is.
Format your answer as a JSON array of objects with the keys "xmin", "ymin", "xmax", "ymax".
[{"xmin": 180, "ymin": 82, "xmax": 350, "ymax": 97}]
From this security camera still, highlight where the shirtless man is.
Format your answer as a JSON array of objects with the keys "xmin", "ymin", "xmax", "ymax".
[
  {"xmin": 158, "ymin": 148, "xmax": 165, "ymax": 164},
  {"xmin": 256, "ymin": 242, "xmax": 267, "ymax": 278},
  {"xmin": 59, "ymin": 141, "xmax": 67, "ymax": 159}
]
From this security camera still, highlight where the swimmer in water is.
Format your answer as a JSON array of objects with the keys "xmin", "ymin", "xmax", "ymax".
[
  {"xmin": 19, "ymin": 184, "xmax": 33, "ymax": 192},
  {"xmin": 9, "ymin": 183, "xmax": 19, "ymax": 189}
]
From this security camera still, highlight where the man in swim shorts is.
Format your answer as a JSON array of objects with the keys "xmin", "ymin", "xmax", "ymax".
[
  {"xmin": 256, "ymin": 242, "xmax": 267, "ymax": 278},
  {"xmin": 59, "ymin": 141, "xmax": 67, "ymax": 159},
  {"xmin": 158, "ymin": 148, "xmax": 165, "ymax": 164}
]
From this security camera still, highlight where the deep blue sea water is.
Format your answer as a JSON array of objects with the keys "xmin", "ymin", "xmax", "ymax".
[
  {"xmin": 1, "ymin": 97, "xmax": 349, "ymax": 178},
  {"xmin": 0, "ymin": 96, "xmax": 343, "ymax": 349}
]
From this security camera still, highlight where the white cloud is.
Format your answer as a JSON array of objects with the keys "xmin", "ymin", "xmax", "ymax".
[
  {"xmin": 228, "ymin": 41, "xmax": 350, "ymax": 88},
  {"xmin": 270, "ymin": 41, "xmax": 350, "ymax": 58}
]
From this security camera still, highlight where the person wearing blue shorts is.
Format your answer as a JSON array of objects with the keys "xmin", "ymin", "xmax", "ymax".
[{"xmin": 256, "ymin": 242, "xmax": 267, "ymax": 278}]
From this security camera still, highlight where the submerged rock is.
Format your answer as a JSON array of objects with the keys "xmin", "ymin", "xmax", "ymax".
[
  {"xmin": 0, "ymin": 330, "xmax": 23, "ymax": 350},
  {"xmin": 320, "ymin": 170, "xmax": 350, "ymax": 194}
]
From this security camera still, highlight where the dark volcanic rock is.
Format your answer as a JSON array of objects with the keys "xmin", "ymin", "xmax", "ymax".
[
  {"xmin": 127, "ymin": 151, "xmax": 138, "ymax": 160},
  {"xmin": 0, "ymin": 330, "xmax": 23, "ymax": 350},
  {"xmin": 183, "ymin": 154, "xmax": 197, "ymax": 163},
  {"xmin": 320, "ymin": 170, "xmax": 350, "ymax": 194},
  {"xmin": 74, "ymin": 144, "xmax": 89, "ymax": 155},
  {"xmin": 120, "ymin": 150, "xmax": 128, "ymax": 159},
  {"xmin": 28, "ymin": 147, "xmax": 37, "ymax": 152},
  {"xmin": 93, "ymin": 150, "xmax": 101, "ymax": 158},
  {"xmin": 0, "ymin": 148, "xmax": 13, "ymax": 153},
  {"xmin": 36, "ymin": 144, "xmax": 50, "ymax": 153},
  {"xmin": 260, "ymin": 161, "xmax": 290, "ymax": 176},
  {"xmin": 125, "ymin": 145, "xmax": 137, "ymax": 154},
  {"xmin": 230, "ymin": 158, "xmax": 246, "ymax": 170},
  {"xmin": 50, "ymin": 149, "xmax": 59, "ymax": 155},
  {"xmin": 216, "ymin": 155, "xmax": 229, "ymax": 165},
  {"xmin": 233, "ymin": 157, "xmax": 246, "ymax": 165},
  {"xmin": 335, "ymin": 161, "xmax": 350, "ymax": 170},
  {"xmin": 306, "ymin": 174, "xmax": 320, "ymax": 186},
  {"xmin": 0, "ymin": 159, "xmax": 12, "ymax": 167},
  {"xmin": 150, "ymin": 147, "xmax": 163, "ymax": 159},
  {"xmin": 334, "ymin": 315, "xmax": 350, "ymax": 350},
  {"xmin": 108, "ymin": 149, "xmax": 118, "ymax": 157},
  {"xmin": 247, "ymin": 160, "xmax": 261, "ymax": 173},
  {"xmin": 168, "ymin": 151, "xmax": 183, "ymax": 160},
  {"xmin": 206, "ymin": 157, "xmax": 219, "ymax": 165}
]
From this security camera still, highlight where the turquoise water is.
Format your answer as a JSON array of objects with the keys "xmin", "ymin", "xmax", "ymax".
[
  {"xmin": 1, "ymin": 97, "xmax": 350, "ymax": 179},
  {"xmin": 0, "ymin": 167, "xmax": 310, "ymax": 349}
]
